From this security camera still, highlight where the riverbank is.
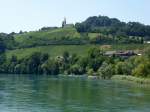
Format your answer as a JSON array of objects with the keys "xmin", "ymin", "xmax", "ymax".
[{"xmin": 111, "ymin": 75, "xmax": 150, "ymax": 85}]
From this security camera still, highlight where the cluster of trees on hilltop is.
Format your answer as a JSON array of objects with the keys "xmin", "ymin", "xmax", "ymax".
[
  {"xmin": 75, "ymin": 16, "xmax": 150, "ymax": 40},
  {"xmin": 0, "ymin": 47, "xmax": 150, "ymax": 78},
  {"xmin": 0, "ymin": 33, "xmax": 18, "ymax": 50}
]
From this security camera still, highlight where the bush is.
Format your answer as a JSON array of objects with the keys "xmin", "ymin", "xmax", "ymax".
[
  {"xmin": 98, "ymin": 62, "xmax": 114, "ymax": 79},
  {"xmin": 87, "ymin": 68, "xmax": 94, "ymax": 76},
  {"xmin": 132, "ymin": 62, "xmax": 150, "ymax": 77},
  {"xmin": 69, "ymin": 64, "xmax": 83, "ymax": 75}
]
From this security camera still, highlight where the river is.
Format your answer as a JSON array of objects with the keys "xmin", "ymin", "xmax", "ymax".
[{"xmin": 0, "ymin": 74, "xmax": 150, "ymax": 112}]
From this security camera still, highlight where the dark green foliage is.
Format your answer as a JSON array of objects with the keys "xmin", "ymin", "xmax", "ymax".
[
  {"xmin": 75, "ymin": 15, "xmax": 150, "ymax": 40},
  {"xmin": 144, "ymin": 47, "xmax": 150, "ymax": 58},
  {"xmin": 132, "ymin": 62, "xmax": 150, "ymax": 77},
  {"xmin": 0, "ymin": 38, "xmax": 6, "ymax": 53},
  {"xmin": 41, "ymin": 59, "xmax": 59, "ymax": 75},
  {"xmin": 98, "ymin": 62, "xmax": 114, "ymax": 79},
  {"xmin": 0, "ymin": 33, "xmax": 18, "ymax": 50},
  {"xmin": 0, "ymin": 53, "xmax": 6, "ymax": 64},
  {"xmin": 0, "ymin": 46, "xmax": 150, "ymax": 78},
  {"xmin": 40, "ymin": 27, "xmax": 58, "ymax": 31},
  {"xmin": 63, "ymin": 51, "xmax": 69, "ymax": 63},
  {"xmin": 69, "ymin": 64, "xmax": 84, "ymax": 75}
]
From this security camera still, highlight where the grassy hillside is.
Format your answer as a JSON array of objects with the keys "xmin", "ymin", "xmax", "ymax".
[
  {"xmin": 6, "ymin": 44, "xmax": 150, "ymax": 59},
  {"xmin": 6, "ymin": 26, "xmax": 149, "ymax": 59},
  {"xmin": 14, "ymin": 27, "xmax": 84, "ymax": 47},
  {"xmin": 13, "ymin": 26, "xmax": 144, "ymax": 50},
  {"xmin": 6, "ymin": 45, "xmax": 94, "ymax": 59}
]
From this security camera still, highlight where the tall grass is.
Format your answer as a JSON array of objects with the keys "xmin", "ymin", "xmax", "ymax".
[{"xmin": 112, "ymin": 75, "xmax": 150, "ymax": 85}]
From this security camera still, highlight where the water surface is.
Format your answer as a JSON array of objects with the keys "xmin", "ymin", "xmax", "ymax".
[{"xmin": 0, "ymin": 74, "xmax": 150, "ymax": 112}]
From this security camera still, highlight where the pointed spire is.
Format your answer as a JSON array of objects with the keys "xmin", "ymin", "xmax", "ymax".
[
  {"xmin": 64, "ymin": 17, "xmax": 66, "ymax": 24},
  {"xmin": 62, "ymin": 17, "xmax": 67, "ymax": 28}
]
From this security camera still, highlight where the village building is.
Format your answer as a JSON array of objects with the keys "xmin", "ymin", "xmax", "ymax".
[{"xmin": 104, "ymin": 50, "xmax": 138, "ymax": 58}]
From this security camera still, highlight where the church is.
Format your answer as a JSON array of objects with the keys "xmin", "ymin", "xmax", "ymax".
[{"xmin": 62, "ymin": 18, "xmax": 74, "ymax": 28}]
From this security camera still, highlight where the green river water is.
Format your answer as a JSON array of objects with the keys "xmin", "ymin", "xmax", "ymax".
[{"xmin": 0, "ymin": 74, "xmax": 150, "ymax": 112}]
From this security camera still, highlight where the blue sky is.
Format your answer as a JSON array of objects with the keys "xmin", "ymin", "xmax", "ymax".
[{"xmin": 0, "ymin": 0, "xmax": 150, "ymax": 33}]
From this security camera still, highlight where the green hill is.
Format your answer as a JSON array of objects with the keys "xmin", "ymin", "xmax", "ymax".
[
  {"xmin": 6, "ymin": 45, "xmax": 94, "ymax": 59},
  {"xmin": 14, "ymin": 26, "xmax": 142, "ymax": 49},
  {"xmin": 14, "ymin": 27, "xmax": 87, "ymax": 48}
]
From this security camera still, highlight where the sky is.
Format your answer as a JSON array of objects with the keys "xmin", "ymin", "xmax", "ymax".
[{"xmin": 0, "ymin": 0, "xmax": 150, "ymax": 33}]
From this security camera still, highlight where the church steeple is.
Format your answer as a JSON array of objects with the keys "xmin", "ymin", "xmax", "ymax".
[
  {"xmin": 62, "ymin": 17, "xmax": 67, "ymax": 28},
  {"xmin": 62, "ymin": 17, "xmax": 74, "ymax": 28},
  {"xmin": 64, "ymin": 17, "xmax": 66, "ymax": 25}
]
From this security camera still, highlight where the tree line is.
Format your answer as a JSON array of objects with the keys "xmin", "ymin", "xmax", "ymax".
[{"xmin": 0, "ymin": 47, "xmax": 150, "ymax": 78}]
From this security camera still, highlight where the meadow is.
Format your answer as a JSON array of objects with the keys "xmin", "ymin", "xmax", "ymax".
[{"xmin": 6, "ymin": 44, "xmax": 150, "ymax": 59}]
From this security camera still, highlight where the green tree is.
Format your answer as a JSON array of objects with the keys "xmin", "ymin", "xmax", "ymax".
[
  {"xmin": 41, "ymin": 59, "xmax": 59, "ymax": 75},
  {"xmin": 63, "ymin": 51, "xmax": 69, "ymax": 63},
  {"xmin": 98, "ymin": 62, "xmax": 114, "ymax": 79},
  {"xmin": 87, "ymin": 68, "xmax": 94, "ymax": 76},
  {"xmin": 0, "ymin": 38, "xmax": 6, "ymax": 54},
  {"xmin": 69, "ymin": 64, "xmax": 83, "ymax": 75},
  {"xmin": 115, "ymin": 62, "xmax": 125, "ymax": 75},
  {"xmin": 132, "ymin": 62, "xmax": 150, "ymax": 77}
]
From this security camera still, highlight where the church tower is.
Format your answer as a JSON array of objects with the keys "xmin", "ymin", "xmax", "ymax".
[
  {"xmin": 64, "ymin": 17, "xmax": 66, "ymax": 25},
  {"xmin": 62, "ymin": 17, "xmax": 66, "ymax": 28},
  {"xmin": 62, "ymin": 17, "xmax": 74, "ymax": 28}
]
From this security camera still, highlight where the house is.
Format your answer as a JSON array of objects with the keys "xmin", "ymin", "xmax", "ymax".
[
  {"xmin": 104, "ymin": 51, "xmax": 116, "ymax": 57},
  {"xmin": 115, "ymin": 51, "xmax": 137, "ymax": 58},
  {"xmin": 104, "ymin": 50, "xmax": 138, "ymax": 58}
]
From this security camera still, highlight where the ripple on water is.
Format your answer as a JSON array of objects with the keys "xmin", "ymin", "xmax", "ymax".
[{"xmin": 0, "ymin": 74, "xmax": 150, "ymax": 112}]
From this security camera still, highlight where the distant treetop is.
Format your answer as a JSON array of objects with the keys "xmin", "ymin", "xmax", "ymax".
[{"xmin": 75, "ymin": 15, "xmax": 150, "ymax": 39}]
